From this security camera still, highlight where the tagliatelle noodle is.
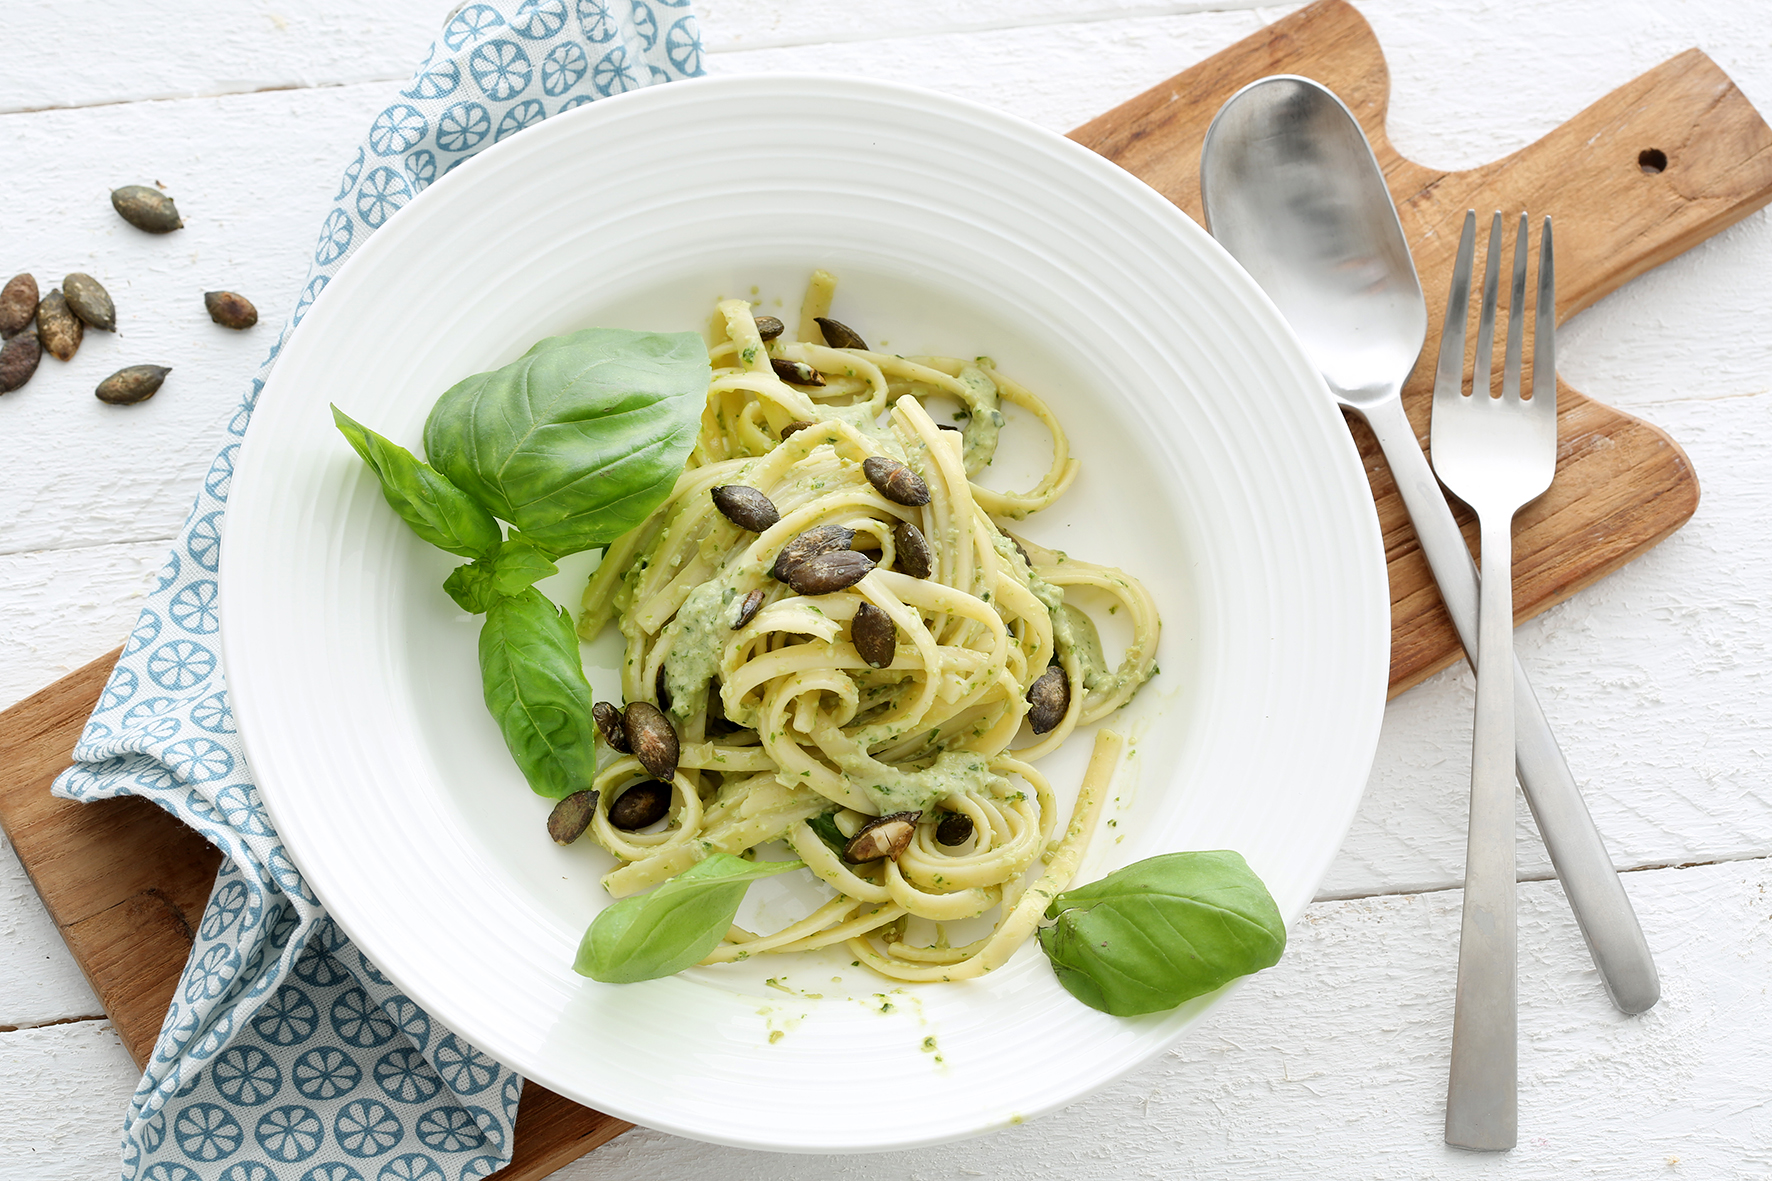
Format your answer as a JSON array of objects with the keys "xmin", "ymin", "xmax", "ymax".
[{"xmin": 576, "ymin": 272, "xmax": 1159, "ymax": 980}]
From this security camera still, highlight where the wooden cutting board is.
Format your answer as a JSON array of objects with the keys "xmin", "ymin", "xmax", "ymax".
[{"xmin": 3, "ymin": 3, "xmax": 1769, "ymax": 1174}]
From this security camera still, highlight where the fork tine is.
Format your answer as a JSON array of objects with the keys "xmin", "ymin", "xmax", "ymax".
[
  {"xmin": 1435, "ymin": 210, "xmax": 1478, "ymax": 397},
  {"xmin": 1501, "ymin": 212, "xmax": 1529, "ymax": 402},
  {"xmin": 1532, "ymin": 216, "xmax": 1555, "ymax": 408},
  {"xmin": 1473, "ymin": 212, "xmax": 1503, "ymax": 400}
]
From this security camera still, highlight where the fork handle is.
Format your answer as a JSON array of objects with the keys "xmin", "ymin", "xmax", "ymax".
[
  {"xmin": 1364, "ymin": 398, "xmax": 1659, "ymax": 1015},
  {"xmin": 1446, "ymin": 509, "xmax": 1519, "ymax": 1151}
]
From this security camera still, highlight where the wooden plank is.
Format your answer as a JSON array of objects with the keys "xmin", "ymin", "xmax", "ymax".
[
  {"xmin": 0, "ymin": 649, "xmax": 630, "ymax": 1178},
  {"xmin": 1070, "ymin": 0, "xmax": 1772, "ymax": 695}
]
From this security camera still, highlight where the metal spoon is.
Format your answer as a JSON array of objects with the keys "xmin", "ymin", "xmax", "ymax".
[{"xmin": 1199, "ymin": 75, "xmax": 1658, "ymax": 1017}]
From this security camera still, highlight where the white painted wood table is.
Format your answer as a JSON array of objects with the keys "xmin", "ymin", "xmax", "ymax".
[{"xmin": 4, "ymin": 1, "xmax": 1770, "ymax": 1177}]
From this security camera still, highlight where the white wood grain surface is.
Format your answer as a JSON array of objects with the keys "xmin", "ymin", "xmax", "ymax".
[{"xmin": 2, "ymin": 0, "xmax": 1769, "ymax": 1175}]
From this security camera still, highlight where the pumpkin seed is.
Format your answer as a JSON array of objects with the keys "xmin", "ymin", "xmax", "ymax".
[
  {"xmin": 0, "ymin": 332, "xmax": 41, "ymax": 394},
  {"xmin": 593, "ymin": 700, "xmax": 630, "ymax": 752},
  {"xmin": 36, "ymin": 291, "xmax": 81, "ymax": 361},
  {"xmin": 771, "ymin": 357, "xmax": 824, "ymax": 386},
  {"xmin": 937, "ymin": 423, "xmax": 961, "ymax": 432},
  {"xmin": 814, "ymin": 316, "xmax": 868, "ymax": 350},
  {"xmin": 851, "ymin": 601, "xmax": 896, "ymax": 668},
  {"xmin": 547, "ymin": 790, "xmax": 598, "ymax": 844},
  {"xmin": 780, "ymin": 419, "xmax": 814, "ymax": 440},
  {"xmin": 844, "ymin": 811, "xmax": 921, "ymax": 863},
  {"xmin": 111, "ymin": 185, "xmax": 183, "ymax": 233},
  {"xmin": 0, "ymin": 274, "xmax": 37, "ymax": 337},
  {"xmin": 96, "ymin": 364, "xmax": 170, "ymax": 406},
  {"xmin": 753, "ymin": 314, "xmax": 785, "ymax": 341},
  {"xmin": 770, "ymin": 523, "xmax": 856, "ymax": 582},
  {"xmin": 1025, "ymin": 665, "xmax": 1069, "ymax": 734},
  {"xmin": 609, "ymin": 780, "xmax": 672, "ymax": 830},
  {"xmin": 733, "ymin": 587, "xmax": 764, "ymax": 630},
  {"xmin": 935, "ymin": 812, "xmax": 974, "ymax": 847},
  {"xmin": 786, "ymin": 549, "xmax": 874, "ymax": 596},
  {"xmin": 204, "ymin": 290, "xmax": 258, "ymax": 330},
  {"xmin": 892, "ymin": 520, "xmax": 933, "ymax": 579},
  {"xmin": 655, "ymin": 663, "xmax": 672, "ymax": 712},
  {"xmin": 862, "ymin": 456, "xmax": 930, "ymax": 506},
  {"xmin": 712, "ymin": 484, "xmax": 780, "ymax": 532},
  {"xmin": 62, "ymin": 273, "xmax": 115, "ymax": 331},
  {"xmin": 623, "ymin": 700, "xmax": 679, "ymax": 782}
]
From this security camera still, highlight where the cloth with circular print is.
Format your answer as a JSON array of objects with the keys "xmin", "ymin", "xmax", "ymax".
[{"xmin": 51, "ymin": 3, "xmax": 704, "ymax": 1178}]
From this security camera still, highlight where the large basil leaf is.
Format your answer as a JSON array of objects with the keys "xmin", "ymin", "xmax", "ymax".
[
  {"xmin": 574, "ymin": 853, "xmax": 806, "ymax": 983},
  {"xmin": 332, "ymin": 405, "xmax": 502, "ymax": 559},
  {"xmin": 443, "ymin": 533, "xmax": 560, "ymax": 614},
  {"xmin": 1037, "ymin": 850, "xmax": 1285, "ymax": 1016},
  {"xmin": 422, "ymin": 328, "xmax": 709, "ymax": 557},
  {"xmin": 478, "ymin": 588, "xmax": 598, "ymax": 798}
]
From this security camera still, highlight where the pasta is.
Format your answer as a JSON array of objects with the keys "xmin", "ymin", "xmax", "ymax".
[{"xmin": 576, "ymin": 272, "xmax": 1159, "ymax": 982}]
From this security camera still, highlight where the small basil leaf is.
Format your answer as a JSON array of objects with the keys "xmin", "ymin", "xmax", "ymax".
[
  {"xmin": 1037, "ymin": 850, "xmax": 1285, "ymax": 1016},
  {"xmin": 442, "ymin": 533, "xmax": 561, "ymax": 615},
  {"xmin": 478, "ymin": 588, "xmax": 598, "ymax": 798},
  {"xmin": 443, "ymin": 562, "xmax": 496, "ymax": 614},
  {"xmin": 332, "ymin": 405, "xmax": 502, "ymax": 559},
  {"xmin": 422, "ymin": 328, "xmax": 709, "ymax": 557},
  {"xmin": 574, "ymin": 853, "xmax": 806, "ymax": 983},
  {"xmin": 805, "ymin": 811, "xmax": 847, "ymax": 855},
  {"xmin": 488, "ymin": 533, "xmax": 559, "ymax": 597}
]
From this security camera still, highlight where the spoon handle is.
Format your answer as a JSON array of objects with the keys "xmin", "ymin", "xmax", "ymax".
[
  {"xmin": 1445, "ymin": 509, "xmax": 1519, "ymax": 1151},
  {"xmin": 1363, "ymin": 396, "xmax": 1659, "ymax": 1015}
]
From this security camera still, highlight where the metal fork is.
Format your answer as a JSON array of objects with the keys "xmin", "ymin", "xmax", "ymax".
[{"xmin": 1431, "ymin": 210, "xmax": 1557, "ymax": 1152}]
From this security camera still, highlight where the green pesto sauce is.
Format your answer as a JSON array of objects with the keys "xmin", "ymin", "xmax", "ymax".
[
  {"xmin": 955, "ymin": 364, "xmax": 1005, "ymax": 477},
  {"xmin": 990, "ymin": 527, "xmax": 1150, "ymax": 704},
  {"xmin": 664, "ymin": 580, "xmax": 733, "ymax": 721},
  {"xmin": 834, "ymin": 748, "xmax": 998, "ymax": 816}
]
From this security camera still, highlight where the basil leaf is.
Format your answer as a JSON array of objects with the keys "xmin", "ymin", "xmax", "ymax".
[
  {"xmin": 332, "ymin": 405, "xmax": 502, "ymax": 559},
  {"xmin": 1037, "ymin": 850, "xmax": 1285, "ymax": 1016},
  {"xmin": 485, "ymin": 533, "xmax": 559, "ymax": 596},
  {"xmin": 478, "ymin": 588, "xmax": 598, "ymax": 798},
  {"xmin": 422, "ymin": 328, "xmax": 709, "ymax": 557},
  {"xmin": 443, "ymin": 562, "xmax": 496, "ymax": 614},
  {"xmin": 574, "ymin": 853, "xmax": 806, "ymax": 983},
  {"xmin": 805, "ymin": 811, "xmax": 847, "ymax": 854},
  {"xmin": 443, "ymin": 533, "xmax": 561, "ymax": 614}
]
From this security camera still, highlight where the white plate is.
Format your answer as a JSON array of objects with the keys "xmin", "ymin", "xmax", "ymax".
[{"xmin": 222, "ymin": 74, "xmax": 1388, "ymax": 1153}]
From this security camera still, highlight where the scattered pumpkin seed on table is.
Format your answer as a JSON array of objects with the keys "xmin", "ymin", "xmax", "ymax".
[
  {"xmin": 0, "ymin": 333, "xmax": 41, "ymax": 393},
  {"xmin": 35, "ymin": 291, "xmax": 82, "ymax": 361},
  {"xmin": 111, "ymin": 185, "xmax": 183, "ymax": 233},
  {"xmin": 62, "ymin": 273, "xmax": 115, "ymax": 331},
  {"xmin": 204, "ymin": 291, "xmax": 258, "ymax": 330},
  {"xmin": 0, "ymin": 274, "xmax": 37, "ymax": 336},
  {"xmin": 96, "ymin": 364, "xmax": 170, "ymax": 405}
]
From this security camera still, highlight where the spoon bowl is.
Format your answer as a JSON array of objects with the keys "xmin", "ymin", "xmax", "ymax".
[{"xmin": 1200, "ymin": 76, "xmax": 1426, "ymax": 407}]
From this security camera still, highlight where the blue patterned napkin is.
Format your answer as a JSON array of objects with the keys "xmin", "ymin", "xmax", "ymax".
[{"xmin": 52, "ymin": 5, "xmax": 703, "ymax": 1179}]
